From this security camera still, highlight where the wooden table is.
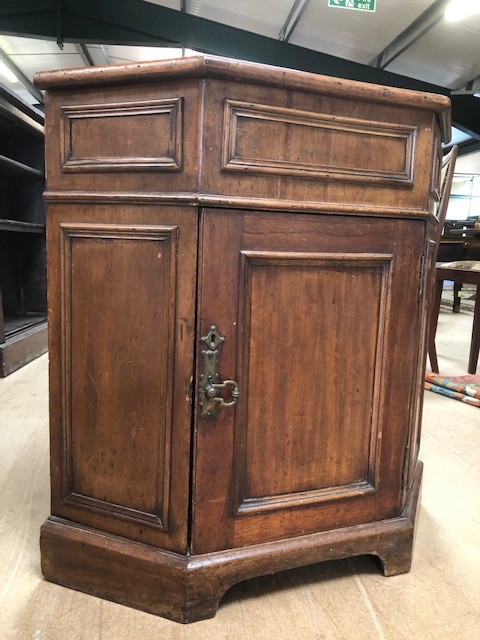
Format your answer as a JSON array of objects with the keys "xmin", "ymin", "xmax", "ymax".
[{"xmin": 431, "ymin": 265, "xmax": 480, "ymax": 374}]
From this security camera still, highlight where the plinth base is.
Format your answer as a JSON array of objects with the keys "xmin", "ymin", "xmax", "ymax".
[
  {"xmin": 0, "ymin": 321, "xmax": 47, "ymax": 377},
  {"xmin": 40, "ymin": 462, "xmax": 423, "ymax": 623}
]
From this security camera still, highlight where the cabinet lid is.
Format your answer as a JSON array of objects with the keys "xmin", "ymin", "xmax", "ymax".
[{"xmin": 33, "ymin": 54, "xmax": 450, "ymax": 142}]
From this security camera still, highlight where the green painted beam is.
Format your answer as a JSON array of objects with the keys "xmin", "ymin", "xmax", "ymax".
[
  {"xmin": 63, "ymin": 0, "xmax": 449, "ymax": 94},
  {"xmin": 458, "ymin": 139, "xmax": 480, "ymax": 156},
  {"xmin": 0, "ymin": 0, "xmax": 54, "ymax": 17},
  {"xmin": 0, "ymin": 0, "xmax": 55, "ymax": 39},
  {"xmin": 62, "ymin": 11, "xmax": 173, "ymax": 46},
  {"xmin": 0, "ymin": 1, "xmax": 170, "ymax": 45}
]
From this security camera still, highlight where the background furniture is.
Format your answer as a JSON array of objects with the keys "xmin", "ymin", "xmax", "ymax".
[
  {"xmin": 439, "ymin": 230, "xmax": 480, "ymax": 262},
  {"xmin": 0, "ymin": 83, "xmax": 47, "ymax": 377},
  {"xmin": 427, "ymin": 145, "xmax": 458, "ymax": 372},
  {"xmin": 427, "ymin": 145, "xmax": 480, "ymax": 376},
  {"xmin": 34, "ymin": 55, "xmax": 450, "ymax": 623},
  {"xmin": 437, "ymin": 241, "xmax": 464, "ymax": 312},
  {"xmin": 430, "ymin": 264, "xmax": 480, "ymax": 374}
]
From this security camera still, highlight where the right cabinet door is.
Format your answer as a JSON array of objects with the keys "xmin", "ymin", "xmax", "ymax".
[{"xmin": 193, "ymin": 209, "xmax": 424, "ymax": 554}]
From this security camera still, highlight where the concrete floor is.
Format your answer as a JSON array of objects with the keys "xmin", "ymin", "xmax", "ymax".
[{"xmin": 1, "ymin": 307, "xmax": 479, "ymax": 640}]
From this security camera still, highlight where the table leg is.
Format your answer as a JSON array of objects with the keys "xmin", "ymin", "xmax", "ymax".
[
  {"xmin": 453, "ymin": 283, "xmax": 462, "ymax": 313},
  {"xmin": 468, "ymin": 286, "xmax": 480, "ymax": 374},
  {"xmin": 428, "ymin": 277, "xmax": 444, "ymax": 373}
]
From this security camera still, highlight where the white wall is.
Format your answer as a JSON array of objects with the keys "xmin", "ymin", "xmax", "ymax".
[{"xmin": 455, "ymin": 151, "xmax": 480, "ymax": 173}]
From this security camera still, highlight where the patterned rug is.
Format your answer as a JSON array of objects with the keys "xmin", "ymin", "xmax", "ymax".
[{"xmin": 425, "ymin": 373, "xmax": 480, "ymax": 407}]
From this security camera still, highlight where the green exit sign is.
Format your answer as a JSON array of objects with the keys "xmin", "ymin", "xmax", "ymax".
[{"xmin": 328, "ymin": 0, "xmax": 376, "ymax": 11}]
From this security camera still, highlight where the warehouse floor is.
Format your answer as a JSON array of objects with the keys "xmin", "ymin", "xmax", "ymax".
[{"xmin": 1, "ymin": 307, "xmax": 479, "ymax": 640}]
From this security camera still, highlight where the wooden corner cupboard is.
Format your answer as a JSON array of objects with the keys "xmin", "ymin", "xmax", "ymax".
[{"xmin": 33, "ymin": 55, "xmax": 450, "ymax": 623}]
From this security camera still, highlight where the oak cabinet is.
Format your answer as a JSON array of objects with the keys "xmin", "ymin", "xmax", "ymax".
[{"xmin": 34, "ymin": 55, "xmax": 450, "ymax": 623}]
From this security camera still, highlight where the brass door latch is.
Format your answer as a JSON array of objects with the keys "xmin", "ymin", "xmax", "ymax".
[{"xmin": 199, "ymin": 325, "xmax": 240, "ymax": 417}]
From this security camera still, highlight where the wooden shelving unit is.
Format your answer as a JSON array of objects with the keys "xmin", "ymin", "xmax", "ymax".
[
  {"xmin": 0, "ymin": 219, "xmax": 45, "ymax": 233},
  {"xmin": 0, "ymin": 83, "xmax": 47, "ymax": 377},
  {"xmin": 0, "ymin": 155, "xmax": 44, "ymax": 177}
]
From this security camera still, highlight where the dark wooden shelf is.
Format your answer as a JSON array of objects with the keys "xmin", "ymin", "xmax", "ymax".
[
  {"xmin": 0, "ymin": 219, "xmax": 45, "ymax": 233},
  {"xmin": 443, "ymin": 228, "xmax": 480, "ymax": 237},
  {"xmin": 0, "ymin": 320, "xmax": 48, "ymax": 377},
  {"xmin": 0, "ymin": 83, "xmax": 46, "ymax": 376},
  {"xmin": 0, "ymin": 82, "xmax": 44, "ymax": 136},
  {"xmin": 0, "ymin": 154, "xmax": 43, "ymax": 177},
  {"xmin": 4, "ymin": 313, "xmax": 47, "ymax": 338}
]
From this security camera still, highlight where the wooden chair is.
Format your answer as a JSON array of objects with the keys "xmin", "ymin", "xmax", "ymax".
[
  {"xmin": 427, "ymin": 145, "xmax": 480, "ymax": 374},
  {"xmin": 427, "ymin": 145, "xmax": 458, "ymax": 373}
]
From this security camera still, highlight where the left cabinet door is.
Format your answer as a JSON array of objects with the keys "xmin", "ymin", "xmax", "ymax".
[{"xmin": 47, "ymin": 203, "xmax": 197, "ymax": 553}]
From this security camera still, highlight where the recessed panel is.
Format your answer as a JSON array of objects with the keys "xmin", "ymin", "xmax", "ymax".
[
  {"xmin": 223, "ymin": 100, "xmax": 416, "ymax": 185},
  {"xmin": 62, "ymin": 224, "xmax": 177, "ymax": 529},
  {"xmin": 235, "ymin": 252, "xmax": 391, "ymax": 513},
  {"xmin": 62, "ymin": 98, "xmax": 183, "ymax": 172}
]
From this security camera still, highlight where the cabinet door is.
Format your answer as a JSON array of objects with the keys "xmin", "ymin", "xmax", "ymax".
[
  {"xmin": 193, "ymin": 209, "xmax": 424, "ymax": 553},
  {"xmin": 47, "ymin": 203, "xmax": 196, "ymax": 553}
]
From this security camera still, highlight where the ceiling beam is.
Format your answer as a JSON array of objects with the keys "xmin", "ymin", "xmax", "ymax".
[
  {"xmin": 0, "ymin": 44, "xmax": 43, "ymax": 103},
  {"xmin": 278, "ymin": 0, "xmax": 311, "ymax": 43},
  {"xmin": 0, "ymin": 0, "xmax": 445, "ymax": 93},
  {"xmin": 0, "ymin": 0, "xmax": 56, "ymax": 41},
  {"xmin": 458, "ymin": 139, "xmax": 480, "ymax": 156},
  {"xmin": 75, "ymin": 42, "xmax": 94, "ymax": 65},
  {"xmin": 54, "ymin": 0, "xmax": 448, "ymax": 94},
  {"xmin": 0, "ymin": 0, "xmax": 54, "ymax": 18},
  {"xmin": 451, "ymin": 75, "xmax": 480, "ymax": 96},
  {"xmin": 0, "ymin": 1, "xmax": 164, "ymax": 45},
  {"xmin": 370, "ymin": 0, "xmax": 449, "ymax": 69}
]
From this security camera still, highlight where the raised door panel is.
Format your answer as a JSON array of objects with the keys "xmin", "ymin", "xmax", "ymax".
[
  {"xmin": 67, "ymin": 225, "xmax": 175, "ymax": 524},
  {"xmin": 235, "ymin": 251, "xmax": 390, "ymax": 514},
  {"xmin": 193, "ymin": 209, "xmax": 424, "ymax": 554},
  {"xmin": 47, "ymin": 204, "xmax": 197, "ymax": 552}
]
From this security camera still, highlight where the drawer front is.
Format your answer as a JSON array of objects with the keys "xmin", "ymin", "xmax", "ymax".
[
  {"xmin": 221, "ymin": 99, "xmax": 416, "ymax": 187},
  {"xmin": 45, "ymin": 79, "xmax": 201, "ymax": 193},
  {"xmin": 60, "ymin": 98, "xmax": 183, "ymax": 173},
  {"xmin": 201, "ymin": 80, "xmax": 438, "ymax": 212},
  {"xmin": 45, "ymin": 79, "xmax": 439, "ymax": 215}
]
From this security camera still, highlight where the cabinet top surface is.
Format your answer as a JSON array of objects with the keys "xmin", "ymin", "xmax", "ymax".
[{"xmin": 34, "ymin": 54, "xmax": 450, "ymax": 141}]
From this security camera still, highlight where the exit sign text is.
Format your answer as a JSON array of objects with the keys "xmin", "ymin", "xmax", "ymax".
[{"xmin": 328, "ymin": 0, "xmax": 376, "ymax": 12}]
